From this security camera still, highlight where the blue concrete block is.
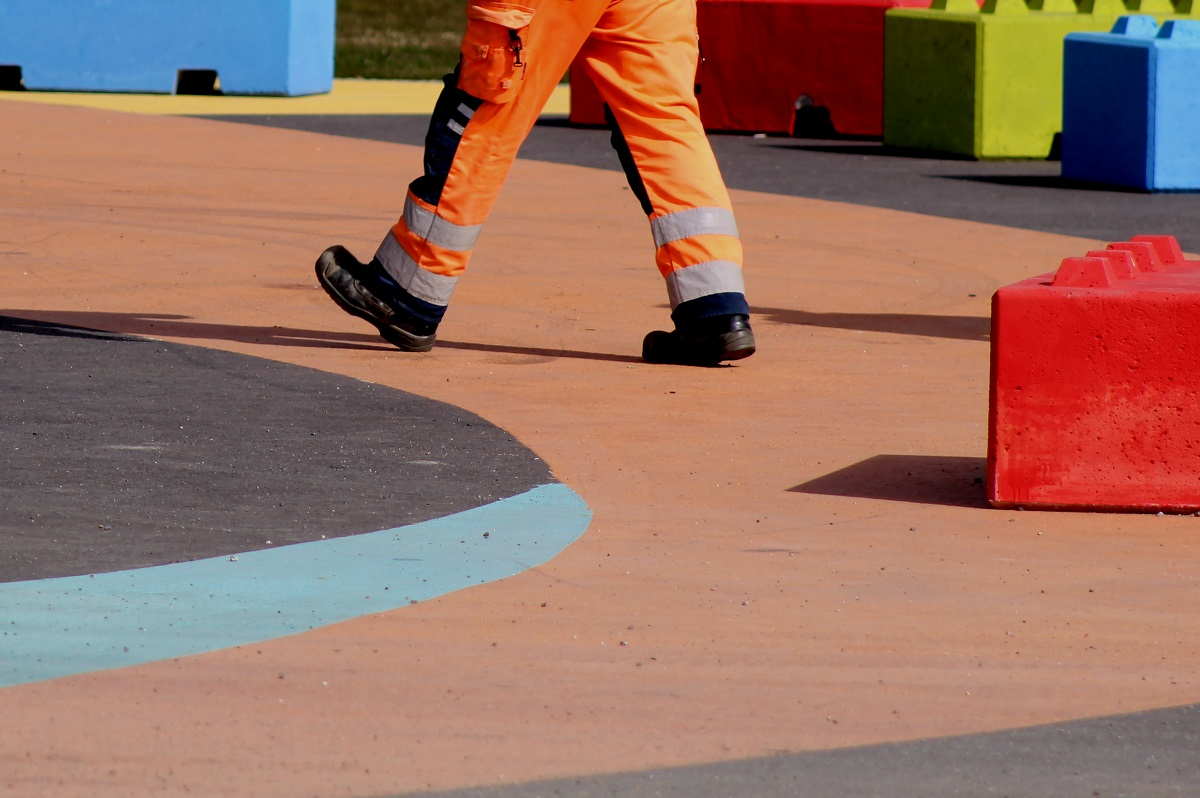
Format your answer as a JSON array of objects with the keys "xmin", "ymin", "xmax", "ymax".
[
  {"xmin": 1062, "ymin": 16, "xmax": 1200, "ymax": 191},
  {"xmin": 0, "ymin": 0, "xmax": 335, "ymax": 96}
]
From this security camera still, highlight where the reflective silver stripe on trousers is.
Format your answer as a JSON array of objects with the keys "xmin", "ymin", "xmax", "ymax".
[
  {"xmin": 374, "ymin": 232, "xmax": 459, "ymax": 307},
  {"xmin": 651, "ymin": 206, "xmax": 739, "ymax": 248},
  {"xmin": 403, "ymin": 195, "xmax": 483, "ymax": 253},
  {"xmin": 665, "ymin": 260, "xmax": 746, "ymax": 307}
]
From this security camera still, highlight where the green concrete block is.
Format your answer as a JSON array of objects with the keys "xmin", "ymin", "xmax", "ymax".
[{"xmin": 883, "ymin": 0, "xmax": 1195, "ymax": 158}]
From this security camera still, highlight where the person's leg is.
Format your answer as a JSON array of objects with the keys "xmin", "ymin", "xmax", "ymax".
[
  {"xmin": 579, "ymin": 0, "xmax": 755, "ymax": 364},
  {"xmin": 317, "ymin": 0, "xmax": 603, "ymax": 350}
]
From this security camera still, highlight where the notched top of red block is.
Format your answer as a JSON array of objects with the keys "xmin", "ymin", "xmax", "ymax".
[{"xmin": 1046, "ymin": 234, "xmax": 1192, "ymax": 289}]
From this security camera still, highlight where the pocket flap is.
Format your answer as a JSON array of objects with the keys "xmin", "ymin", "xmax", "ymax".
[{"xmin": 466, "ymin": 0, "xmax": 536, "ymax": 29}]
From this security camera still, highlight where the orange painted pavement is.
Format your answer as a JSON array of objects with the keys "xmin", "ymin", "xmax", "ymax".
[{"xmin": 2, "ymin": 101, "xmax": 1199, "ymax": 796}]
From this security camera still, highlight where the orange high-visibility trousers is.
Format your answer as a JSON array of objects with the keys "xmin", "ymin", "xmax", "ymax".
[{"xmin": 373, "ymin": 0, "xmax": 748, "ymax": 329}]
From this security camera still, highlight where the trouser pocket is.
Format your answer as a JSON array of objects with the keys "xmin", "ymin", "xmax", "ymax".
[{"xmin": 459, "ymin": 1, "xmax": 536, "ymax": 104}]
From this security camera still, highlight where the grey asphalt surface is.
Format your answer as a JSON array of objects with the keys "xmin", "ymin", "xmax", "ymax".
[
  {"xmin": 0, "ymin": 314, "xmax": 552, "ymax": 582},
  {"xmin": 406, "ymin": 703, "xmax": 1200, "ymax": 798}
]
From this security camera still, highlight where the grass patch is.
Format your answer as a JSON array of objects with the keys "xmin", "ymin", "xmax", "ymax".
[{"xmin": 336, "ymin": 0, "xmax": 464, "ymax": 80}]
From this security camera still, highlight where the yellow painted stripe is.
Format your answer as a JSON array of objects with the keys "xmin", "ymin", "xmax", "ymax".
[{"xmin": 0, "ymin": 78, "xmax": 571, "ymax": 117}]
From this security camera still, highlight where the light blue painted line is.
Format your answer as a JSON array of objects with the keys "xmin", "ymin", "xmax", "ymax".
[{"xmin": 0, "ymin": 483, "xmax": 590, "ymax": 689}]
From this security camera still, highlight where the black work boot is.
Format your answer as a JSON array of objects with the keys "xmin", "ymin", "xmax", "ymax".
[
  {"xmin": 642, "ymin": 314, "xmax": 756, "ymax": 366},
  {"xmin": 315, "ymin": 245, "xmax": 438, "ymax": 352}
]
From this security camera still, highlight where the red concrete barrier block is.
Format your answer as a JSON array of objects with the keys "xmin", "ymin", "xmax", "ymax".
[
  {"xmin": 568, "ymin": 0, "xmax": 930, "ymax": 135},
  {"xmin": 988, "ymin": 235, "xmax": 1200, "ymax": 512}
]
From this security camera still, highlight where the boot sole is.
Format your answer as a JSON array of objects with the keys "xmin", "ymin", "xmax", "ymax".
[
  {"xmin": 643, "ymin": 328, "xmax": 757, "ymax": 366},
  {"xmin": 315, "ymin": 248, "xmax": 436, "ymax": 353}
]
